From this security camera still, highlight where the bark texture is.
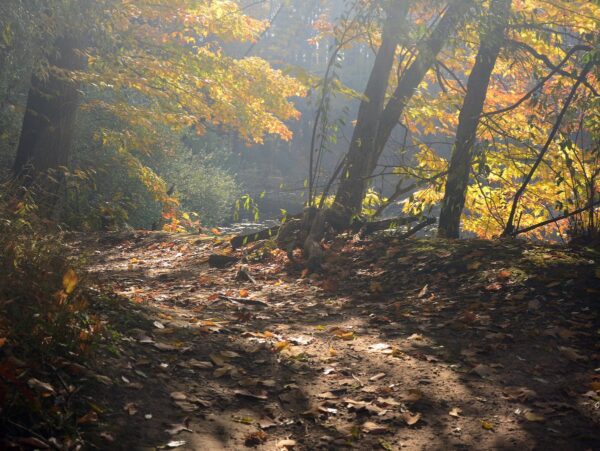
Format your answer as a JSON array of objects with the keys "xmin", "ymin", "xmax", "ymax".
[
  {"xmin": 438, "ymin": 0, "xmax": 511, "ymax": 238},
  {"xmin": 333, "ymin": 0, "xmax": 472, "ymax": 220},
  {"xmin": 331, "ymin": 0, "xmax": 409, "ymax": 217},
  {"xmin": 13, "ymin": 36, "xmax": 85, "ymax": 182}
]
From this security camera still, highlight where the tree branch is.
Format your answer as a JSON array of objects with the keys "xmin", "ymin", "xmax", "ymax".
[
  {"xmin": 512, "ymin": 199, "xmax": 600, "ymax": 236},
  {"xmin": 502, "ymin": 59, "xmax": 594, "ymax": 236},
  {"xmin": 483, "ymin": 44, "xmax": 592, "ymax": 118}
]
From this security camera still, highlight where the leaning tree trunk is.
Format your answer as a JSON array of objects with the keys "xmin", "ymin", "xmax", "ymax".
[
  {"xmin": 333, "ymin": 0, "xmax": 472, "ymax": 222},
  {"xmin": 13, "ymin": 36, "xmax": 85, "ymax": 183},
  {"xmin": 331, "ymin": 0, "xmax": 409, "ymax": 217},
  {"xmin": 438, "ymin": 0, "xmax": 511, "ymax": 238}
]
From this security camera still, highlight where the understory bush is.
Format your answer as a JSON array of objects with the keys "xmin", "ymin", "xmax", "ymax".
[{"xmin": 0, "ymin": 182, "xmax": 101, "ymax": 443}]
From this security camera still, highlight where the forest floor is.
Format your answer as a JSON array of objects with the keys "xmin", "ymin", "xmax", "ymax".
[{"xmin": 68, "ymin": 231, "xmax": 599, "ymax": 450}]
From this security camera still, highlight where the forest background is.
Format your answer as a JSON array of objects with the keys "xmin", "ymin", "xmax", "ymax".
[{"xmin": 1, "ymin": 0, "xmax": 595, "ymax": 241}]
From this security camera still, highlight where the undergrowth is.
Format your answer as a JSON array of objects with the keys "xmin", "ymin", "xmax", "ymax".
[{"xmin": 0, "ymin": 182, "xmax": 103, "ymax": 448}]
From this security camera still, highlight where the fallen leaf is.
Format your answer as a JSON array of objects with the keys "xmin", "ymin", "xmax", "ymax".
[
  {"xmin": 63, "ymin": 268, "xmax": 78, "ymax": 294},
  {"xmin": 524, "ymin": 411, "xmax": 545, "ymax": 422},
  {"xmin": 370, "ymin": 373, "xmax": 386, "ymax": 381},
  {"xmin": 213, "ymin": 364, "xmax": 237, "ymax": 378},
  {"xmin": 154, "ymin": 342, "xmax": 179, "ymax": 351},
  {"xmin": 559, "ymin": 346, "xmax": 587, "ymax": 362},
  {"xmin": 100, "ymin": 432, "xmax": 115, "ymax": 442},
  {"xmin": 95, "ymin": 374, "xmax": 113, "ymax": 385},
  {"xmin": 27, "ymin": 378, "xmax": 55, "ymax": 397},
  {"xmin": 234, "ymin": 389, "xmax": 268, "ymax": 401},
  {"xmin": 485, "ymin": 282, "xmax": 503, "ymax": 291},
  {"xmin": 467, "ymin": 261, "xmax": 482, "ymax": 270},
  {"xmin": 174, "ymin": 401, "xmax": 198, "ymax": 412},
  {"xmin": 275, "ymin": 341, "xmax": 290, "ymax": 351},
  {"xmin": 369, "ymin": 343, "xmax": 392, "ymax": 352},
  {"xmin": 259, "ymin": 419, "xmax": 277, "ymax": 429},
  {"xmin": 76, "ymin": 411, "xmax": 99, "ymax": 425},
  {"xmin": 166, "ymin": 440, "xmax": 186, "ymax": 449},
  {"xmin": 399, "ymin": 389, "xmax": 423, "ymax": 402},
  {"xmin": 376, "ymin": 397, "xmax": 400, "ymax": 407},
  {"xmin": 124, "ymin": 402, "xmax": 138, "ymax": 416},
  {"xmin": 401, "ymin": 411, "xmax": 421, "ymax": 426},
  {"xmin": 504, "ymin": 386, "xmax": 537, "ymax": 402},
  {"xmin": 481, "ymin": 420, "xmax": 494, "ymax": 430},
  {"xmin": 244, "ymin": 430, "xmax": 267, "ymax": 446},
  {"xmin": 170, "ymin": 392, "xmax": 187, "ymax": 401},
  {"xmin": 370, "ymin": 281, "xmax": 384, "ymax": 294},
  {"xmin": 362, "ymin": 421, "xmax": 388, "ymax": 433},
  {"xmin": 497, "ymin": 269, "xmax": 511, "ymax": 280},
  {"xmin": 449, "ymin": 407, "xmax": 462, "ymax": 417},
  {"xmin": 187, "ymin": 359, "xmax": 213, "ymax": 369}
]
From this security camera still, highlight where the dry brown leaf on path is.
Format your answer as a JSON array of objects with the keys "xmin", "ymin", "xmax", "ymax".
[
  {"xmin": 123, "ymin": 402, "xmax": 138, "ymax": 416},
  {"xmin": 187, "ymin": 359, "xmax": 213, "ymax": 369},
  {"xmin": 234, "ymin": 389, "xmax": 268, "ymax": 401},
  {"xmin": 166, "ymin": 424, "xmax": 193, "ymax": 436},
  {"xmin": 369, "ymin": 343, "xmax": 392, "ymax": 352},
  {"xmin": 77, "ymin": 411, "xmax": 99, "ymax": 425},
  {"xmin": 376, "ymin": 397, "xmax": 400, "ymax": 407},
  {"xmin": 504, "ymin": 386, "xmax": 538, "ymax": 402},
  {"xmin": 449, "ymin": 407, "xmax": 462, "ymax": 417},
  {"xmin": 369, "ymin": 373, "xmax": 386, "ymax": 382},
  {"xmin": 362, "ymin": 421, "xmax": 388, "ymax": 433},
  {"xmin": 170, "ymin": 392, "xmax": 187, "ymax": 401},
  {"xmin": 401, "ymin": 411, "xmax": 422, "ymax": 426},
  {"xmin": 559, "ymin": 346, "xmax": 588, "ymax": 362},
  {"xmin": 399, "ymin": 389, "xmax": 423, "ymax": 402},
  {"xmin": 154, "ymin": 342, "xmax": 180, "ymax": 351},
  {"xmin": 277, "ymin": 439, "xmax": 297, "ymax": 449}
]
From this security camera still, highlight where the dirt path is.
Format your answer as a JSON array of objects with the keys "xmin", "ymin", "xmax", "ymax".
[{"xmin": 74, "ymin": 231, "xmax": 600, "ymax": 450}]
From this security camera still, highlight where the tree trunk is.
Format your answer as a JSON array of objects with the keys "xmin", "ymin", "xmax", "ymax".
[
  {"xmin": 13, "ymin": 36, "xmax": 85, "ymax": 182},
  {"xmin": 331, "ymin": 0, "xmax": 409, "ymax": 215},
  {"xmin": 333, "ymin": 0, "xmax": 472, "ymax": 220},
  {"xmin": 438, "ymin": 0, "xmax": 511, "ymax": 238}
]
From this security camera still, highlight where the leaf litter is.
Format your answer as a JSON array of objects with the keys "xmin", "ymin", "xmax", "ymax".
[{"xmin": 50, "ymin": 231, "xmax": 600, "ymax": 450}]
